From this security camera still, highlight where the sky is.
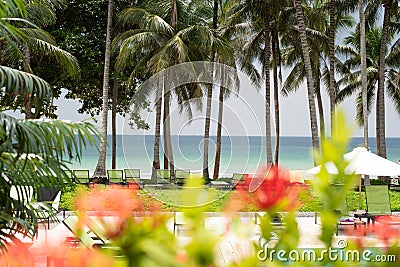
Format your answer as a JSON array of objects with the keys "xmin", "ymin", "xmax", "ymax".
[{"xmin": 52, "ymin": 72, "xmax": 400, "ymax": 138}]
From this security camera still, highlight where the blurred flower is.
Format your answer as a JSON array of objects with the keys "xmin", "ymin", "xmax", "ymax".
[
  {"xmin": 74, "ymin": 187, "xmax": 162, "ymax": 240},
  {"xmin": 0, "ymin": 239, "xmax": 34, "ymax": 267},
  {"xmin": 373, "ymin": 217, "xmax": 400, "ymax": 248},
  {"xmin": 175, "ymin": 252, "xmax": 188, "ymax": 263},
  {"xmin": 65, "ymin": 247, "xmax": 115, "ymax": 267},
  {"xmin": 249, "ymin": 165, "xmax": 300, "ymax": 211}
]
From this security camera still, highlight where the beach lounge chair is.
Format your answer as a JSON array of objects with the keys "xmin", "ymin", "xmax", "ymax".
[
  {"xmin": 123, "ymin": 168, "xmax": 141, "ymax": 188},
  {"xmin": 315, "ymin": 184, "xmax": 366, "ymax": 235},
  {"xmin": 174, "ymin": 170, "xmax": 190, "ymax": 186},
  {"xmin": 156, "ymin": 169, "xmax": 171, "ymax": 187},
  {"xmin": 62, "ymin": 216, "xmax": 105, "ymax": 248},
  {"xmin": 107, "ymin": 170, "xmax": 124, "ymax": 186},
  {"xmin": 365, "ymin": 185, "xmax": 392, "ymax": 216},
  {"xmin": 364, "ymin": 185, "xmax": 400, "ymax": 225},
  {"xmin": 210, "ymin": 179, "xmax": 230, "ymax": 189},
  {"xmin": 49, "ymin": 216, "xmax": 120, "ymax": 266},
  {"xmin": 63, "ymin": 170, "xmax": 75, "ymax": 185},
  {"xmin": 334, "ymin": 195, "xmax": 366, "ymax": 236},
  {"xmin": 73, "ymin": 170, "xmax": 90, "ymax": 186},
  {"xmin": 29, "ymin": 187, "xmax": 61, "ymax": 229}
]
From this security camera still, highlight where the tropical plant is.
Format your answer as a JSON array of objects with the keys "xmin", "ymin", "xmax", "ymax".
[{"xmin": 0, "ymin": 0, "xmax": 100, "ymax": 249}]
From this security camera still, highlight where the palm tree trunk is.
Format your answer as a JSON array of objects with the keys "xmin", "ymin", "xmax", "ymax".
[
  {"xmin": 203, "ymin": 0, "xmax": 219, "ymax": 181},
  {"xmin": 163, "ymin": 90, "xmax": 169, "ymax": 169},
  {"xmin": 163, "ymin": 89, "xmax": 175, "ymax": 179},
  {"xmin": 359, "ymin": 0, "xmax": 368, "ymax": 149},
  {"xmin": 315, "ymin": 63, "xmax": 325, "ymax": 141},
  {"xmin": 94, "ymin": 0, "xmax": 114, "ymax": 178},
  {"xmin": 152, "ymin": 79, "xmax": 163, "ymax": 182},
  {"xmin": 376, "ymin": 1, "xmax": 390, "ymax": 159},
  {"xmin": 213, "ymin": 71, "xmax": 225, "ymax": 179},
  {"xmin": 203, "ymin": 83, "xmax": 213, "ymax": 180},
  {"xmin": 111, "ymin": 68, "xmax": 119, "ymax": 169},
  {"xmin": 23, "ymin": 44, "xmax": 34, "ymax": 119},
  {"xmin": 264, "ymin": 0, "xmax": 273, "ymax": 165},
  {"xmin": 316, "ymin": 88, "xmax": 325, "ymax": 141},
  {"xmin": 293, "ymin": 0, "xmax": 319, "ymax": 161},
  {"xmin": 328, "ymin": 0, "xmax": 336, "ymax": 134},
  {"xmin": 272, "ymin": 34, "xmax": 280, "ymax": 165}
]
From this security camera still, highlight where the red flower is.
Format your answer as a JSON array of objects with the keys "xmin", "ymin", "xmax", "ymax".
[{"xmin": 250, "ymin": 165, "xmax": 299, "ymax": 211}]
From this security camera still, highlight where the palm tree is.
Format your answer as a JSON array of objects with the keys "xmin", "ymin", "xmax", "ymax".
[
  {"xmin": 269, "ymin": 0, "xmax": 292, "ymax": 165},
  {"xmin": 328, "ymin": 0, "xmax": 336, "ymax": 133},
  {"xmin": 376, "ymin": 0, "xmax": 395, "ymax": 159},
  {"xmin": 212, "ymin": 0, "xmax": 239, "ymax": 179},
  {"xmin": 228, "ymin": 0, "xmax": 274, "ymax": 165},
  {"xmin": 359, "ymin": 0, "xmax": 369, "ymax": 166},
  {"xmin": 0, "ymin": 0, "xmax": 99, "ymax": 247},
  {"xmin": 293, "ymin": 0, "xmax": 319, "ymax": 159},
  {"xmin": 114, "ymin": 1, "xmax": 228, "ymax": 181},
  {"xmin": 281, "ymin": 1, "xmax": 354, "ymax": 143},
  {"xmin": 281, "ymin": 1, "xmax": 329, "ymax": 141},
  {"xmin": 202, "ymin": 0, "xmax": 218, "ymax": 181},
  {"xmin": 326, "ymin": 0, "xmax": 358, "ymax": 134},
  {"xmin": 93, "ymin": 0, "xmax": 114, "ymax": 178},
  {"xmin": 336, "ymin": 27, "xmax": 400, "ymax": 149},
  {"xmin": 263, "ymin": 0, "xmax": 273, "ymax": 166}
]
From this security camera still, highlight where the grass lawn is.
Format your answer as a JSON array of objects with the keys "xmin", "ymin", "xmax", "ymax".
[{"xmin": 59, "ymin": 185, "xmax": 400, "ymax": 213}]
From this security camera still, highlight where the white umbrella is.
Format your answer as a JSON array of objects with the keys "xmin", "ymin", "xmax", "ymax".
[
  {"xmin": 306, "ymin": 147, "xmax": 400, "ymax": 208},
  {"xmin": 306, "ymin": 147, "xmax": 400, "ymax": 176}
]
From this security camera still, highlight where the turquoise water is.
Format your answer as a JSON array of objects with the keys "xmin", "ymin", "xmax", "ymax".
[{"xmin": 70, "ymin": 135, "xmax": 400, "ymax": 177}]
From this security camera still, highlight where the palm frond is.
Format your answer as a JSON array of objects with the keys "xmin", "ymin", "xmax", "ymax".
[
  {"xmin": 0, "ymin": 66, "xmax": 52, "ymax": 111},
  {"xmin": 30, "ymin": 38, "xmax": 80, "ymax": 78},
  {"xmin": 26, "ymin": 2, "xmax": 56, "ymax": 27}
]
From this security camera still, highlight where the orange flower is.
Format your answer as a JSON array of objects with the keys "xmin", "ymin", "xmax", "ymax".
[
  {"xmin": 65, "ymin": 247, "xmax": 115, "ymax": 267},
  {"xmin": 0, "ymin": 239, "xmax": 35, "ymax": 267}
]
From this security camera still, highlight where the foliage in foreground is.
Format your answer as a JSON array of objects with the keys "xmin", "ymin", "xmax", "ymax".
[{"xmin": 0, "ymin": 0, "xmax": 101, "ymax": 250}]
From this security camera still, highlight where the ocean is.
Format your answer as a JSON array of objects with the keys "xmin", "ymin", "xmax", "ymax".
[{"xmin": 70, "ymin": 135, "xmax": 400, "ymax": 177}]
